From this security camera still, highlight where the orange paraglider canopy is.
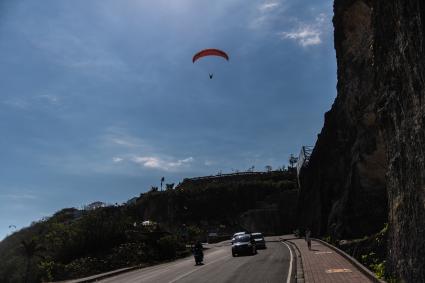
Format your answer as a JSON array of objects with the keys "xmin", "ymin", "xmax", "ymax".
[{"xmin": 192, "ymin": 49, "xmax": 229, "ymax": 63}]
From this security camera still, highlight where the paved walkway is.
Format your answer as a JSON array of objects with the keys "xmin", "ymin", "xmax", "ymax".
[{"xmin": 288, "ymin": 238, "xmax": 373, "ymax": 283}]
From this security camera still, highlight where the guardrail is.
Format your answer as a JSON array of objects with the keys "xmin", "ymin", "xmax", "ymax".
[
  {"xmin": 183, "ymin": 170, "xmax": 288, "ymax": 182},
  {"xmin": 296, "ymin": 146, "xmax": 313, "ymax": 179}
]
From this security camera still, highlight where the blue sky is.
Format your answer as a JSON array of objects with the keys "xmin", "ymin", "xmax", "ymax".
[{"xmin": 0, "ymin": 0, "xmax": 336, "ymax": 240}]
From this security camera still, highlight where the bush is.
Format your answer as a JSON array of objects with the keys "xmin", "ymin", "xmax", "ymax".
[{"xmin": 157, "ymin": 236, "xmax": 179, "ymax": 260}]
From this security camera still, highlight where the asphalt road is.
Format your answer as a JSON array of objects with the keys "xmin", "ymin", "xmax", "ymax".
[{"xmin": 99, "ymin": 238, "xmax": 292, "ymax": 283}]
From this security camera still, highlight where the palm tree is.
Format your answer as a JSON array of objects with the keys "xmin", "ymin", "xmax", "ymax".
[
  {"xmin": 160, "ymin": 176, "xmax": 165, "ymax": 191},
  {"xmin": 289, "ymin": 154, "xmax": 298, "ymax": 168},
  {"xmin": 21, "ymin": 238, "xmax": 43, "ymax": 283}
]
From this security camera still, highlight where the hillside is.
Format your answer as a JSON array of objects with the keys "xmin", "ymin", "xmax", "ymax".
[{"xmin": 0, "ymin": 169, "xmax": 297, "ymax": 282}]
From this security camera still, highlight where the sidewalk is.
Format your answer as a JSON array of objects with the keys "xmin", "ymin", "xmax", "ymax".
[{"xmin": 288, "ymin": 238, "xmax": 374, "ymax": 283}]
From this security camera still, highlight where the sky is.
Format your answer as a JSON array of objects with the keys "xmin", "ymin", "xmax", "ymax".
[{"xmin": 0, "ymin": 0, "xmax": 336, "ymax": 240}]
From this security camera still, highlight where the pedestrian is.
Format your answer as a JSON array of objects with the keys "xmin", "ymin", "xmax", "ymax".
[{"xmin": 305, "ymin": 228, "xmax": 311, "ymax": 250}]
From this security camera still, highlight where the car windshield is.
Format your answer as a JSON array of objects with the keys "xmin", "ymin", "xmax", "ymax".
[
  {"xmin": 252, "ymin": 234, "xmax": 263, "ymax": 239},
  {"xmin": 234, "ymin": 235, "xmax": 251, "ymax": 242}
]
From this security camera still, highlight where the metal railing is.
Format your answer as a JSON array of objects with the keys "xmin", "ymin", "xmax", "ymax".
[
  {"xmin": 297, "ymin": 146, "xmax": 313, "ymax": 177},
  {"xmin": 184, "ymin": 171, "xmax": 277, "ymax": 182}
]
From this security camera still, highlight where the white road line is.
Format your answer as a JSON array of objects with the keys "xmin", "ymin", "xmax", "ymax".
[
  {"xmin": 281, "ymin": 241, "xmax": 293, "ymax": 283},
  {"xmin": 168, "ymin": 255, "xmax": 228, "ymax": 283}
]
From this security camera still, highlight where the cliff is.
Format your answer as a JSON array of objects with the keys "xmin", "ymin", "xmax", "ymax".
[
  {"xmin": 298, "ymin": 0, "xmax": 387, "ymax": 239},
  {"xmin": 298, "ymin": 0, "xmax": 425, "ymax": 281},
  {"xmin": 374, "ymin": 1, "xmax": 425, "ymax": 281}
]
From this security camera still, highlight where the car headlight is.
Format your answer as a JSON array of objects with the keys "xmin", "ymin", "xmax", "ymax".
[{"xmin": 247, "ymin": 243, "xmax": 252, "ymax": 247}]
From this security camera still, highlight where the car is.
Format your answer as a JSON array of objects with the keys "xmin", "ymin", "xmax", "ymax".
[
  {"xmin": 231, "ymin": 231, "xmax": 246, "ymax": 243},
  {"xmin": 251, "ymin": 232, "xmax": 266, "ymax": 249},
  {"xmin": 231, "ymin": 234, "xmax": 257, "ymax": 256}
]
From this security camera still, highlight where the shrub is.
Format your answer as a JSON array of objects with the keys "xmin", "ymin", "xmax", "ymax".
[{"xmin": 157, "ymin": 236, "xmax": 179, "ymax": 260}]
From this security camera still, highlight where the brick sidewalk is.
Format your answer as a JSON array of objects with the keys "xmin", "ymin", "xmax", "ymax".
[{"xmin": 289, "ymin": 239, "xmax": 373, "ymax": 283}]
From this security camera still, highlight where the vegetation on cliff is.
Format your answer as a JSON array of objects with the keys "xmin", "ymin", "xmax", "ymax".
[{"xmin": 0, "ymin": 169, "xmax": 297, "ymax": 282}]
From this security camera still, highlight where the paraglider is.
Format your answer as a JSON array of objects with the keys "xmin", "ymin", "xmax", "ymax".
[
  {"xmin": 192, "ymin": 48, "xmax": 229, "ymax": 79},
  {"xmin": 192, "ymin": 48, "xmax": 229, "ymax": 63}
]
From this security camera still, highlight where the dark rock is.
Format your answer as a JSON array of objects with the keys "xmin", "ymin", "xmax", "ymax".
[
  {"xmin": 297, "ymin": 0, "xmax": 388, "ymax": 240},
  {"xmin": 373, "ymin": 1, "xmax": 425, "ymax": 281},
  {"xmin": 298, "ymin": 0, "xmax": 425, "ymax": 281}
]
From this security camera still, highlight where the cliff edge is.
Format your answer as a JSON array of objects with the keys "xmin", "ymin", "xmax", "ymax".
[{"xmin": 298, "ymin": 0, "xmax": 425, "ymax": 281}]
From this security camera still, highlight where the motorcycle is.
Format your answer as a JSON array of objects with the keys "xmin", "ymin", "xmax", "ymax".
[{"xmin": 193, "ymin": 249, "xmax": 204, "ymax": 265}]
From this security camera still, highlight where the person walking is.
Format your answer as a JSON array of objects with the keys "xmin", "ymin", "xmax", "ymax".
[{"xmin": 305, "ymin": 228, "xmax": 312, "ymax": 250}]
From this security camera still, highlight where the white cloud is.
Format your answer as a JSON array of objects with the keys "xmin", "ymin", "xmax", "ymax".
[
  {"xmin": 102, "ymin": 128, "xmax": 150, "ymax": 149},
  {"xmin": 131, "ymin": 156, "xmax": 194, "ymax": 171},
  {"xmin": 112, "ymin": 157, "xmax": 123, "ymax": 163},
  {"xmin": 111, "ymin": 138, "xmax": 140, "ymax": 148},
  {"xmin": 279, "ymin": 13, "xmax": 328, "ymax": 47},
  {"xmin": 98, "ymin": 129, "xmax": 196, "ymax": 172},
  {"xmin": 250, "ymin": 0, "xmax": 285, "ymax": 29},
  {"xmin": 2, "ymin": 98, "xmax": 29, "ymax": 109},
  {"xmin": 259, "ymin": 2, "xmax": 279, "ymax": 12},
  {"xmin": 3, "ymin": 93, "xmax": 61, "ymax": 111},
  {"xmin": 280, "ymin": 27, "xmax": 321, "ymax": 46},
  {"xmin": 37, "ymin": 94, "xmax": 60, "ymax": 105}
]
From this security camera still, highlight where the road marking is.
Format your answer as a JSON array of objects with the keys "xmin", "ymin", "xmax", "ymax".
[
  {"xmin": 167, "ymin": 255, "xmax": 227, "ymax": 283},
  {"xmin": 314, "ymin": 251, "xmax": 333, "ymax": 254},
  {"xmin": 281, "ymin": 241, "xmax": 293, "ymax": 283},
  {"xmin": 325, "ymin": 268, "xmax": 352, "ymax": 273}
]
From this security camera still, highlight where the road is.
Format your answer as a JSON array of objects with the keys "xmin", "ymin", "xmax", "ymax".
[{"xmin": 99, "ymin": 237, "xmax": 293, "ymax": 283}]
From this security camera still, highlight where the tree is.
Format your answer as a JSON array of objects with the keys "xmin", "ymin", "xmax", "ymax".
[
  {"xmin": 265, "ymin": 165, "xmax": 272, "ymax": 172},
  {"xmin": 289, "ymin": 154, "xmax": 298, "ymax": 168},
  {"xmin": 186, "ymin": 225, "xmax": 203, "ymax": 244},
  {"xmin": 165, "ymin": 183, "xmax": 175, "ymax": 190},
  {"xmin": 160, "ymin": 177, "xmax": 165, "ymax": 191},
  {"xmin": 21, "ymin": 238, "xmax": 43, "ymax": 283}
]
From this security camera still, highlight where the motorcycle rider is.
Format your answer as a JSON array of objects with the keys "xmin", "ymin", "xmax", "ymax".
[{"xmin": 193, "ymin": 241, "xmax": 204, "ymax": 265}]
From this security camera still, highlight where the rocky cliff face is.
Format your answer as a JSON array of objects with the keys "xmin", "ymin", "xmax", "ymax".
[
  {"xmin": 374, "ymin": 1, "xmax": 425, "ymax": 281},
  {"xmin": 298, "ymin": 0, "xmax": 387, "ymax": 240},
  {"xmin": 298, "ymin": 0, "xmax": 425, "ymax": 281}
]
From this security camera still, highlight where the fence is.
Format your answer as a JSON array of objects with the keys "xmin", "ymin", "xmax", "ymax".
[{"xmin": 297, "ymin": 146, "xmax": 313, "ymax": 178}]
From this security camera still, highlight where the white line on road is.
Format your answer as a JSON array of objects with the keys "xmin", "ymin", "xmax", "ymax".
[
  {"xmin": 281, "ymin": 241, "xmax": 293, "ymax": 283},
  {"xmin": 168, "ymin": 255, "xmax": 228, "ymax": 283}
]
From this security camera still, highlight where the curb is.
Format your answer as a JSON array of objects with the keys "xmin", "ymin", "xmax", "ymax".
[
  {"xmin": 313, "ymin": 238, "xmax": 386, "ymax": 283},
  {"xmin": 53, "ymin": 241, "xmax": 229, "ymax": 283},
  {"xmin": 53, "ymin": 266, "xmax": 141, "ymax": 283},
  {"xmin": 285, "ymin": 240, "xmax": 305, "ymax": 283}
]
